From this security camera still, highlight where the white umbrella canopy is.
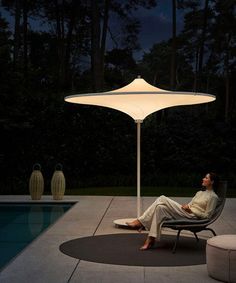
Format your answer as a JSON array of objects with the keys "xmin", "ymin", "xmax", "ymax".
[
  {"xmin": 65, "ymin": 77, "xmax": 215, "ymax": 121},
  {"xmin": 65, "ymin": 76, "xmax": 216, "ymax": 222}
]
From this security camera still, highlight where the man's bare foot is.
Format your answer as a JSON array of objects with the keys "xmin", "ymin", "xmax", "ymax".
[
  {"xmin": 140, "ymin": 236, "xmax": 155, "ymax": 250},
  {"xmin": 126, "ymin": 219, "xmax": 142, "ymax": 228}
]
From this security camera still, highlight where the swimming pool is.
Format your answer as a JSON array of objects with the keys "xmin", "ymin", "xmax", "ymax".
[{"xmin": 0, "ymin": 203, "xmax": 73, "ymax": 270}]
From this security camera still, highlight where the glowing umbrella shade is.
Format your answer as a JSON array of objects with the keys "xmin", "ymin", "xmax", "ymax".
[{"xmin": 65, "ymin": 76, "xmax": 215, "ymax": 224}]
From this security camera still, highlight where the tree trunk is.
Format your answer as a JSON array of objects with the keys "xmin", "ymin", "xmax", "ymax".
[
  {"xmin": 60, "ymin": 0, "xmax": 65, "ymax": 87},
  {"xmin": 23, "ymin": 0, "xmax": 28, "ymax": 85},
  {"xmin": 193, "ymin": 48, "xmax": 199, "ymax": 91},
  {"xmin": 170, "ymin": 0, "xmax": 177, "ymax": 90},
  {"xmin": 14, "ymin": 0, "xmax": 21, "ymax": 67},
  {"xmin": 198, "ymin": 0, "xmax": 209, "ymax": 91},
  {"xmin": 91, "ymin": 0, "xmax": 102, "ymax": 92},
  {"xmin": 100, "ymin": 0, "xmax": 110, "ymax": 90},
  {"xmin": 224, "ymin": 39, "xmax": 230, "ymax": 123},
  {"xmin": 64, "ymin": 0, "xmax": 77, "ymax": 89},
  {"xmin": 55, "ymin": 0, "xmax": 62, "ymax": 90}
]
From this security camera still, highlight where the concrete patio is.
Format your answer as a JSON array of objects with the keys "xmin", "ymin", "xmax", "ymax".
[{"xmin": 0, "ymin": 195, "xmax": 235, "ymax": 283}]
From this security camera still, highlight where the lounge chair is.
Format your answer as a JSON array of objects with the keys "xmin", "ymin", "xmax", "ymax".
[{"xmin": 162, "ymin": 181, "xmax": 227, "ymax": 253}]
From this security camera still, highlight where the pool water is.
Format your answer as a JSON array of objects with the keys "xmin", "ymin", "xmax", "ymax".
[{"xmin": 0, "ymin": 203, "xmax": 73, "ymax": 270}]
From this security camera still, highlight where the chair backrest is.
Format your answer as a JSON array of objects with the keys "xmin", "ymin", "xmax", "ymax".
[
  {"xmin": 216, "ymin": 180, "xmax": 228, "ymax": 200},
  {"xmin": 208, "ymin": 180, "xmax": 227, "ymax": 224}
]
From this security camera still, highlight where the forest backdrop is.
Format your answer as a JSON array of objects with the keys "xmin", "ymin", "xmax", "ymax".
[{"xmin": 0, "ymin": 0, "xmax": 235, "ymax": 194}]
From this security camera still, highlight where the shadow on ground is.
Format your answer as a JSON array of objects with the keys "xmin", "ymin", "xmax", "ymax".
[{"xmin": 60, "ymin": 233, "xmax": 206, "ymax": 267}]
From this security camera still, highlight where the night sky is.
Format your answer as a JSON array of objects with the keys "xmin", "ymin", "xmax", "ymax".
[
  {"xmin": 0, "ymin": 1, "xmax": 185, "ymax": 60},
  {"xmin": 134, "ymin": 3, "xmax": 184, "ymax": 55}
]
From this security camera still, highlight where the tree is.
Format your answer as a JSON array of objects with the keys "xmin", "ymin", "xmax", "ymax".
[
  {"xmin": 14, "ymin": 0, "xmax": 21, "ymax": 66},
  {"xmin": 198, "ymin": 0, "xmax": 209, "ymax": 89},
  {"xmin": 170, "ymin": 0, "xmax": 199, "ymax": 90},
  {"xmin": 170, "ymin": 0, "xmax": 177, "ymax": 90},
  {"xmin": 208, "ymin": 0, "xmax": 236, "ymax": 122},
  {"xmin": 89, "ymin": 0, "xmax": 157, "ymax": 92}
]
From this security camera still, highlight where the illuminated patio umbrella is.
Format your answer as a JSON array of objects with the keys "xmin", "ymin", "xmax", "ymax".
[{"xmin": 65, "ymin": 76, "xmax": 215, "ymax": 223}]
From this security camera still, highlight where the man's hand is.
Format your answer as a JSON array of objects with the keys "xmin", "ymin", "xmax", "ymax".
[{"xmin": 181, "ymin": 204, "xmax": 192, "ymax": 213}]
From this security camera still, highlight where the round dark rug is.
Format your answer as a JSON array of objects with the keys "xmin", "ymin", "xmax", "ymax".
[{"xmin": 59, "ymin": 233, "xmax": 206, "ymax": 267}]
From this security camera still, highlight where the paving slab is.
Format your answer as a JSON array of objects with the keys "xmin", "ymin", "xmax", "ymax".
[
  {"xmin": 0, "ymin": 195, "xmax": 235, "ymax": 283},
  {"xmin": 144, "ymin": 265, "xmax": 218, "ymax": 283},
  {"xmin": 70, "ymin": 261, "xmax": 145, "ymax": 283}
]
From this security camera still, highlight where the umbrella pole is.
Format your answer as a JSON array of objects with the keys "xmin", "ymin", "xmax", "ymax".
[{"xmin": 136, "ymin": 120, "xmax": 142, "ymax": 218}]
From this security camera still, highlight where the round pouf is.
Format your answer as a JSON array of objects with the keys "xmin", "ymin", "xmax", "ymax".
[{"xmin": 206, "ymin": 235, "xmax": 236, "ymax": 283}]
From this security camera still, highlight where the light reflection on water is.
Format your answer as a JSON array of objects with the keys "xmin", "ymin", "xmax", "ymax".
[
  {"xmin": 28, "ymin": 206, "xmax": 43, "ymax": 237},
  {"xmin": 0, "ymin": 203, "xmax": 73, "ymax": 270},
  {"xmin": 50, "ymin": 206, "xmax": 65, "ymax": 223}
]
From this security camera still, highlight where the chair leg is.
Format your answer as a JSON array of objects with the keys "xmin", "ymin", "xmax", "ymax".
[
  {"xmin": 193, "ymin": 232, "xmax": 199, "ymax": 242},
  {"xmin": 204, "ymin": 228, "xmax": 217, "ymax": 236},
  {"xmin": 172, "ymin": 229, "xmax": 181, "ymax": 254}
]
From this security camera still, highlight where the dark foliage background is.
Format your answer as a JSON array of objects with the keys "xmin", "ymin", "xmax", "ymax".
[{"xmin": 0, "ymin": 0, "xmax": 235, "ymax": 194}]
